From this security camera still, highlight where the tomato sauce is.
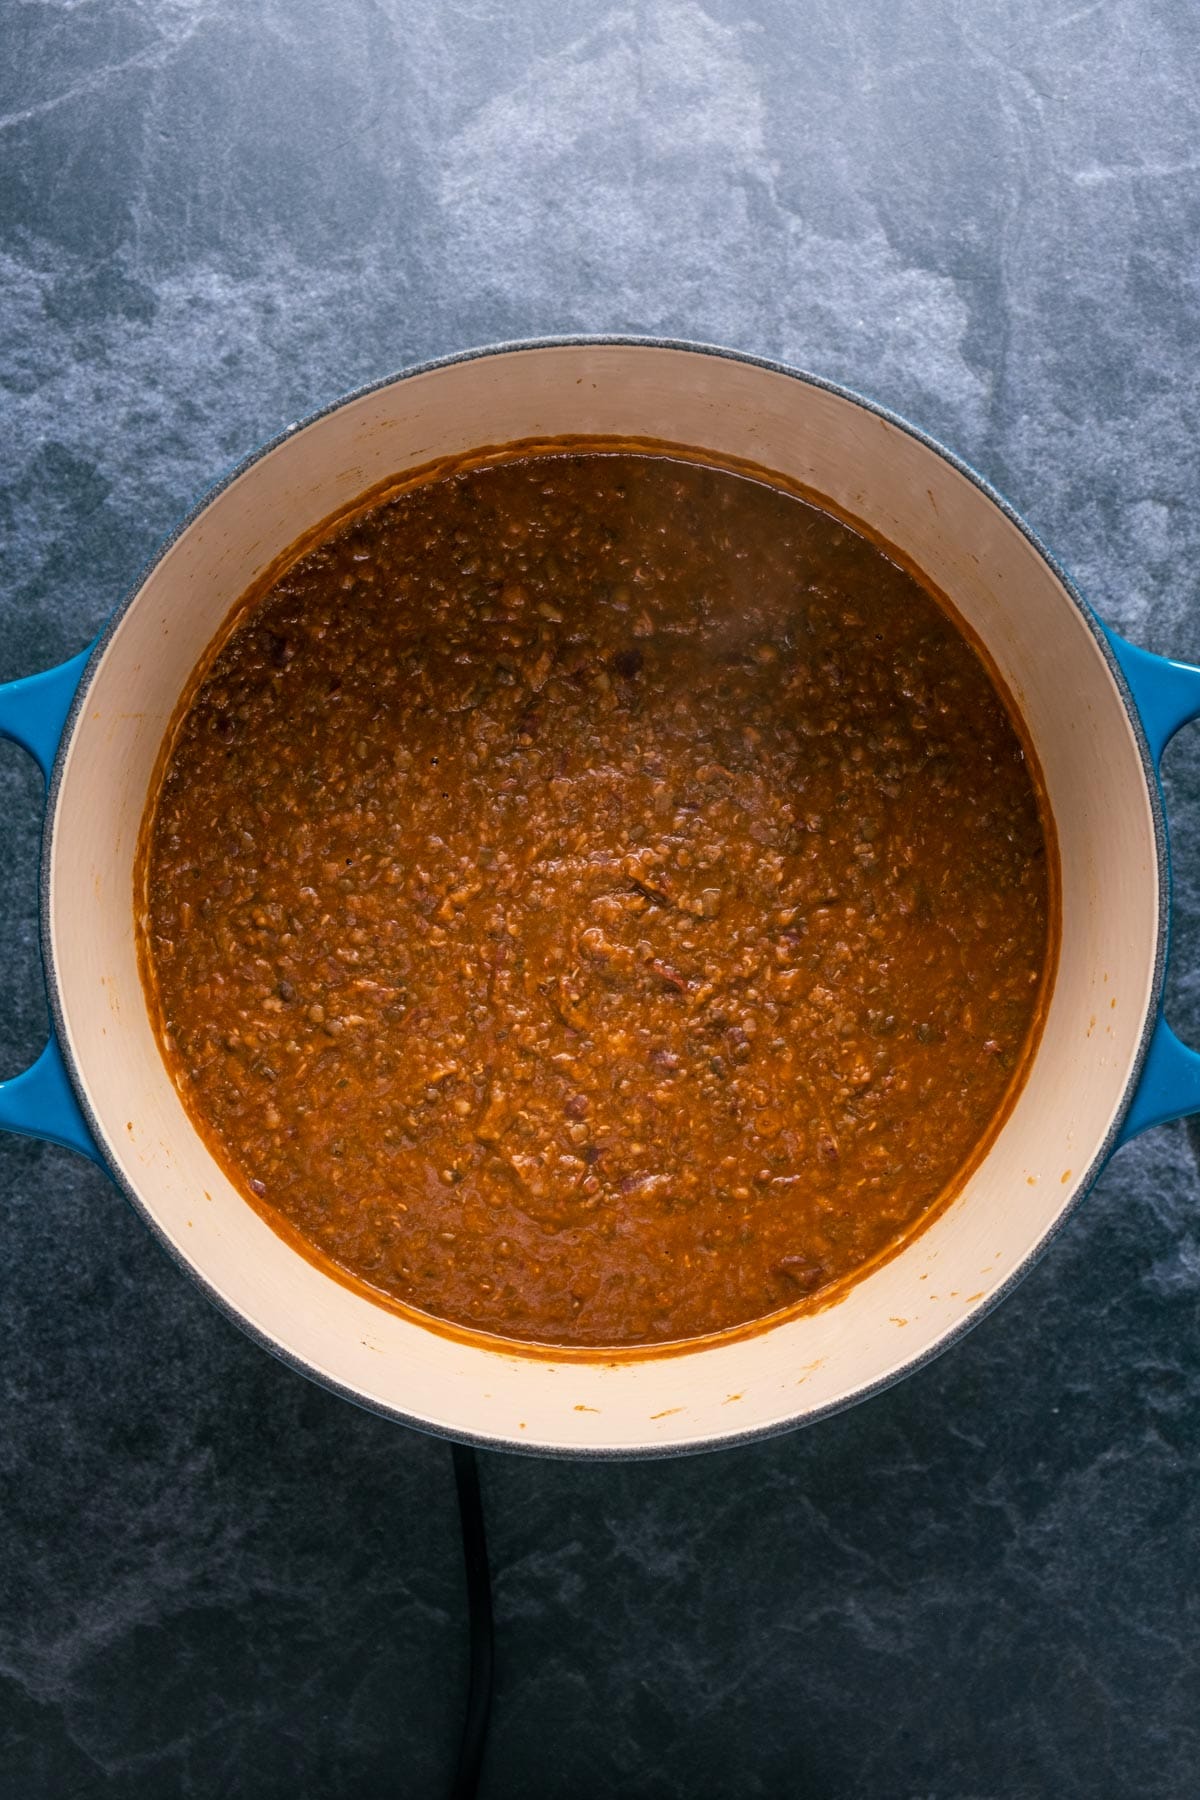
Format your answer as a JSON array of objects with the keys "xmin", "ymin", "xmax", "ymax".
[{"xmin": 140, "ymin": 448, "xmax": 1054, "ymax": 1347}]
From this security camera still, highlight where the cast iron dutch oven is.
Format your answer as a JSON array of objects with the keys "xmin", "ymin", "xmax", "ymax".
[{"xmin": 3, "ymin": 341, "xmax": 1197, "ymax": 1455}]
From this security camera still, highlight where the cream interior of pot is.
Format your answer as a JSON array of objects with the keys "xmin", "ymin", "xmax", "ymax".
[{"xmin": 47, "ymin": 345, "xmax": 1159, "ymax": 1453}]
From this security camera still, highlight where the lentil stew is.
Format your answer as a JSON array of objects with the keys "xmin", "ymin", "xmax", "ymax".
[{"xmin": 139, "ymin": 446, "xmax": 1055, "ymax": 1349}]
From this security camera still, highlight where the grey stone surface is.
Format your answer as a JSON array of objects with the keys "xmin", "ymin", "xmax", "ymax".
[{"xmin": 2, "ymin": 1, "xmax": 1199, "ymax": 1794}]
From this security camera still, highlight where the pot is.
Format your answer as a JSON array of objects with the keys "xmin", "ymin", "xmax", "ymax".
[{"xmin": 2, "ymin": 338, "xmax": 1198, "ymax": 1458}]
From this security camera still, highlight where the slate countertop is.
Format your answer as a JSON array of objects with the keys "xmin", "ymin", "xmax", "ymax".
[{"xmin": 2, "ymin": 3, "xmax": 1198, "ymax": 1795}]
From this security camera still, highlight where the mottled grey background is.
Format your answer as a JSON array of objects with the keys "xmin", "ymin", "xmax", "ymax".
[{"xmin": 2, "ymin": 2, "xmax": 1199, "ymax": 1795}]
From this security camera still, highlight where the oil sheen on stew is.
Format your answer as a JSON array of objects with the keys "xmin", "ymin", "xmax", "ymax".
[{"xmin": 141, "ymin": 449, "xmax": 1053, "ymax": 1349}]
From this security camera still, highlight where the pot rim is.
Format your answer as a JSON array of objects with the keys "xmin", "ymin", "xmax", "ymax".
[{"xmin": 38, "ymin": 334, "xmax": 1169, "ymax": 1458}]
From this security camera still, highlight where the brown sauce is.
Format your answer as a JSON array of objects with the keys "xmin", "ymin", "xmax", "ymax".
[{"xmin": 138, "ymin": 447, "xmax": 1055, "ymax": 1348}]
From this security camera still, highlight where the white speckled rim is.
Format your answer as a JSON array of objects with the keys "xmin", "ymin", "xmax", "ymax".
[{"xmin": 39, "ymin": 338, "xmax": 1167, "ymax": 1458}]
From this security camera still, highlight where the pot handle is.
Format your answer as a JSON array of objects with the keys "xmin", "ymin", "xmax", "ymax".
[
  {"xmin": 0, "ymin": 649, "xmax": 102, "ymax": 1163},
  {"xmin": 1106, "ymin": 630, "xmax": 1200, "ymax": 1143}
]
